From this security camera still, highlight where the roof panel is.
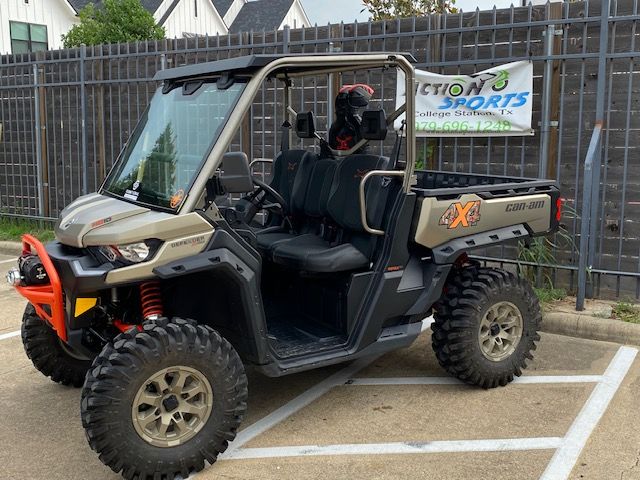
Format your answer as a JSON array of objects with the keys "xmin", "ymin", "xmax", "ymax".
[{"xmin": 153, "ymin": 53, "xmax": 417, "ymax": 81}]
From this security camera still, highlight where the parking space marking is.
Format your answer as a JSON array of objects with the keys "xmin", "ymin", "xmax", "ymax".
[
  {"xmin": 0, "ymin": 330, "xmax": 20, "ymax": 341},
  {"xmin": 540, "ymin": 345, "xmax": 638, "ymax": 480},
  {"xmin": 223, "ymin": 437, "xmax": 564, "ymax": 460},
  {"xmin": 0, "ymin": 258, "xmax": 16, "ymax": 265},
  {"xmin": 347, "ymin": 375, "xmax": 603, "ymax": 386},
  {"xmin": 217, "ymin": 354, "xmax": 382, "ymax": 461},
  {"xmin": 214, "ymin": 344, "xmax": 637, "ymax": 480}
]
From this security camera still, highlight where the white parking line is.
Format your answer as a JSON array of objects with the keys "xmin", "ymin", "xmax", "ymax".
[
  {"xmin": 223, "ymin": 437, "xmax": 564, "ymax": 460},
  {"xmin": 347, "ymin": 375, "xmax": 603, "ymax": 386},
  {"xmin": 216, "ymin": 343, "xmax": 637, "ymax": 480},
  {"xmin": 0, "ymin": 258, "xmax": 17, "ymax": 265},
  {"xmin": 0, "ymin": 330, "xmax": 20, "ymax": 341},
  {"xmin": 216, "ymin": 319, "xmax": 434, "ymax": 461},
  {"xmin": 539, "ymin": 345, "xmax": 638, "ymax": 480},
  {"xmin": 218, "ymin": 354, "xmax": 381, "ymax": 461}
]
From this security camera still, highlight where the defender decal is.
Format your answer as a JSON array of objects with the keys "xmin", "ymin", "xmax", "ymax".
[
  {"xmin": 170, "ymin": 235, "xmax": 206, "ymax": 248},
  {"xmin": 439, "ymin": 201, "xmax": 481, "ymax": 229}
]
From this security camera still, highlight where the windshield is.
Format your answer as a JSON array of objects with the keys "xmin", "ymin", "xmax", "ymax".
[{"xmin": 103, "ymin": 80, "xmax": 245, "ymax": 210}]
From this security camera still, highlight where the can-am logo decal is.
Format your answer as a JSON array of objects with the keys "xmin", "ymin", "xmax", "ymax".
[{"xmin": 439, "ymin": 201, "xmax": 481, "ymax": 229}]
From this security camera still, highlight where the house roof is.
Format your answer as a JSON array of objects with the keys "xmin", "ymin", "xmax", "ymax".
[
  {"xmin": 229, "ymin": 0, "xmax": 295, "ymax": 33},
  {"xmin": 211, "ymin": 0, "xmax": 235, "ymax": 17},
  {"xmin": 66, "ymin": 0, "xmax": 165, "ymax": 13}
]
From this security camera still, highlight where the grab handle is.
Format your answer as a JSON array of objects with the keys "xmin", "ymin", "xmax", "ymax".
[{"xmin": 359, "ymin": 170, "xmax": 405, "ymax": 236}]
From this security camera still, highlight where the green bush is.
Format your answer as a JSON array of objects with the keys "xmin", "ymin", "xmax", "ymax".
[{"xmin": 63, "ymin": 0, "xmax": 165, "ymax": 48}]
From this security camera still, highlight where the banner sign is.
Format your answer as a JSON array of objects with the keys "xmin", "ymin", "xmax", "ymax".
[{"xmin": 396, "ymin": 61, "xmax": 534, "ymax": 137}]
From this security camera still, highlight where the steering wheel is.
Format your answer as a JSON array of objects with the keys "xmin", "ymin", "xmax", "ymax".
[{"xmin": 242, "ymin": 177, "xmax": 289, "ymax": 225}]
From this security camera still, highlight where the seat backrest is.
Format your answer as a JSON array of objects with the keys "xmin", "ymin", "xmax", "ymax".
[
  {"xmin": 326, "ymin": 154, "xmax": 391, "ymax": 233},
  {"xmin": 302, "ymin": 158, "xmax": 338, "ymax": 218},
  {"xmin": 269, "ymin": 149, "xmax": 310, "ymax": 209}
]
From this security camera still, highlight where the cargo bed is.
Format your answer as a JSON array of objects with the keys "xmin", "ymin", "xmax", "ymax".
[{"xmin": 413, "ymin": 170, "xmax": 558, "ymax": 199}]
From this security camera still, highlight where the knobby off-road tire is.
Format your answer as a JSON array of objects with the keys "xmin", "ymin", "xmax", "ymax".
[
  {"xmin": 81, "ymin": 317, "xmax": 248, "ymax": 480},
  {"xmin": 432, "ymin": 267, "xmax": 541, "ymax": 389},
  {"xmin": 21, "ymin": 304, "xmax": 92, "ymax": 387}
]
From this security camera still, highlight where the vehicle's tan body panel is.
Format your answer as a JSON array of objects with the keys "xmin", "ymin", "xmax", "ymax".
[
  {"xmin": 413, "ymin": 193, "xmax": 552, "ymax": 249},
  {"xmin": 105, "ymin": 230, "xmax": 213, "ymax": 284}
]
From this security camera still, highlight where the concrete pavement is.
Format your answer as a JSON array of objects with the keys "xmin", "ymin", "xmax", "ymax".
[{"xmin": 0, "ymin": 251, "xmax": 638, "ymax": 480}]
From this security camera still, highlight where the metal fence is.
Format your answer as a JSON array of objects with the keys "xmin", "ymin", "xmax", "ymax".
[{"xmin": 0, "ymin": 0, "xmax": 638, "ymax": 306}]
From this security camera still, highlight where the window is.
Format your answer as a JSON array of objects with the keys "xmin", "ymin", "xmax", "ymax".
[
  {"xmin": 10, "ymin": 21, "xmax": 48, "ymax": 54},
  {"xmin": 194, "ymin": 0, "xmax": 198, "ymax": 17}
]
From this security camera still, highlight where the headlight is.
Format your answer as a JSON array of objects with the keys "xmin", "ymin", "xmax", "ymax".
[
  {"xmin": 6, "ymin": 267, "xmax": 22, "ymax": 286},
  {"xmin": 97, "ymin": 241, "xmax": 158, "ymax": 264},
  {"xmin": 116, "ymin": 242, "xmax": 151, "ymax": 263}
]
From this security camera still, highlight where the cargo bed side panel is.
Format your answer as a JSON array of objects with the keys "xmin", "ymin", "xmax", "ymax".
[{"xmin": 413, "ymin": 193, "xmax": 551, "ymax": 249}]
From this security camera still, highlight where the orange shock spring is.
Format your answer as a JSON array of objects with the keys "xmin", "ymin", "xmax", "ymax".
[{"xmin": 139, "ymin": 281, "xmax": 163, "ymax": 320}]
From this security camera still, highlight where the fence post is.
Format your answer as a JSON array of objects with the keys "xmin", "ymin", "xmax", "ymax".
[
  {"xmin": 80, "ymin": 44, "xmax": 88, "ymax": 195},
  {"xmin": 576, "ymin": 0, "xmax": 610, "ymax": 310},
  {"xmin": 539, "ymin": 2, "xmax": 562, "ymax": 179},
  {"xmin": 32, "ymin": 63, "xmax": 45, "ymax": 217},
  {"xmin": 282, "ymin": 24, "xmax": 290, "ymax": 54}
]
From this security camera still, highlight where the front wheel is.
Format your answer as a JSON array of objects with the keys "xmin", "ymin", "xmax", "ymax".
[
  {"xmin": 21, "ymin": 304, "xmax": 93, "ymax": 387},
  {"xmin": 81, "ymin": 317, "xmax": 248, "ymax": 480},
  {"xmin": 431, "ymin": 267, "xmax": 541, "ymax": 389}
]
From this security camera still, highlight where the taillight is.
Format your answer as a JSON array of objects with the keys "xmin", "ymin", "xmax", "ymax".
[{"xmin": 556, "ymin": 197, "xmax": 563, "ymax": 222}]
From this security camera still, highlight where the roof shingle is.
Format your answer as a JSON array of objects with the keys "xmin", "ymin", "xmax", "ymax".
[
  {"xmin": 229, "ymin": 0, "xmax": 295, "ymax": 33},
  {"xmin": 211, "ymin": 0, "xmax": 235, "ymax": 17},
  {"xmin": 66, "ymin": 0, "xmax": 165, "ymax": 13}
]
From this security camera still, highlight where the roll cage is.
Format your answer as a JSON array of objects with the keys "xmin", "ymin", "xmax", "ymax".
[{"xmin": 146, "ymin": 53, "xmax": 418, "ymax": 216}]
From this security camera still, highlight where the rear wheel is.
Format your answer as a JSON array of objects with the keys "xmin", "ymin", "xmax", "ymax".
[
  {"xmin": 21, "ymin": 304, "xmax": 92, "ymax": 387},
  {"xmin": 81, "ymin": 317, "xmax": 247, "ymax": 480},
  {"xmin": 431, "ymin": 266, "xmax": 541, "ymax": 388}
]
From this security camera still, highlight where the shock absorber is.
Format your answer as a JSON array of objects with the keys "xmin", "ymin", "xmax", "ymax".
[{"xmin": 139, "ymin": 281, "xmax": 163, "ymax": 320}]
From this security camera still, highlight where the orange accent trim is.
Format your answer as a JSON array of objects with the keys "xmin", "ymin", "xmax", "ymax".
[
  {"xmin": 449, "ymin": 202, "xmax": 474, "ymax": 229},
  {"xmin": 15, "ymin": 234, "xmax": 67, "ymax": 341},
  {"xmin": 386, "ymin": 265, "xmax": 403, "ymax": 272},
  {"xmin": 113, "ymin": 319, "xmax": 142, "ymax": 333}
]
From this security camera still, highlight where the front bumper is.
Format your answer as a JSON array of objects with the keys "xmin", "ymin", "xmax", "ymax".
[
  {"xmin": 11, "ymin": 236, "xmax": 115, "ymax": 341},
  {"xmin": 13, "ymin": 235, "xmax": 67, "ymax": 341}
]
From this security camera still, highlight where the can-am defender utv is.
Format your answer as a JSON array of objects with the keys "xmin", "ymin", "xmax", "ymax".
[{"xmin": 7, "ymin": 53, "xmax": 561, "ymax": 479}]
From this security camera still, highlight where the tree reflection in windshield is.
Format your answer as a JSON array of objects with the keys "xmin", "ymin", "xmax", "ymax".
[
  {"xmin": 110, "ymin": 124, "xmax": 178, "ymax": 205},
  {"xmin": 103, "ymin": 81, "xmax": 245, "ymax": 210}
]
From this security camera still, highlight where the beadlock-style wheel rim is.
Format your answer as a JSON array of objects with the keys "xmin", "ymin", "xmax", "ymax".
[
  {"xmin": 478, "ymin": 301, "xmax": 523, "ymax": 362},
  {"xmin": 132, "ymin": 366, "xmax": 213, "ymax": 448}
]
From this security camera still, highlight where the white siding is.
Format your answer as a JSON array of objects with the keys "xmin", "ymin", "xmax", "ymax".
[
  {"xmin": 278, "ymin": 0, "xmax": 310, "ymax": 30},
  {"xmin": 156, "ymin": 0, "xmax": 228, "ymax": 38},
  {"xmin": 222, "ymin": 0, "xmax": 245, "ymax": 27},
  {"xmin": 0, "ymin": 0, "xmax": 77, "ymax": 54}
]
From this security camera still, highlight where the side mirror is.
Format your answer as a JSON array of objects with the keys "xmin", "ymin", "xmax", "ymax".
[
  {"xmin": 295, "ymin": 112, "xmax": 316, "ymax": 139},
  {"xmin": 219, "ymin": 152, "xmax": 253, "ymax": 193},
  {"xmin": 361, "ymin": 110, "xmax": 388, "ymax": 141}
]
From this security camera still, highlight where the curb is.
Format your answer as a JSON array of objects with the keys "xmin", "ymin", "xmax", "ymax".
[
  {"xmin": 0, "ymin": 241, "xmax": 21, "ymax": 257},
  {"xmin": 542, "ymin": 311, "xmax": 640, "ymax": 346}
]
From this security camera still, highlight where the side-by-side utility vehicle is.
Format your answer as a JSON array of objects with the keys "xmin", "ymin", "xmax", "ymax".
[{"xmin": 7, "ymin": 53, "xmax": 561, "ymax": 479}]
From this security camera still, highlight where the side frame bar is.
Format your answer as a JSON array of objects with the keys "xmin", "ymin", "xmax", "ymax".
[{"xmin": 359, "ymin": 170, "xmax": 406, "ymax": 235}]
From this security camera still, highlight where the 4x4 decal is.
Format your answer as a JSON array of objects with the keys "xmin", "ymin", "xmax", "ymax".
[{"xmin": 439, "ymin": 200, "xmax": 481, "ymax": 229}]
